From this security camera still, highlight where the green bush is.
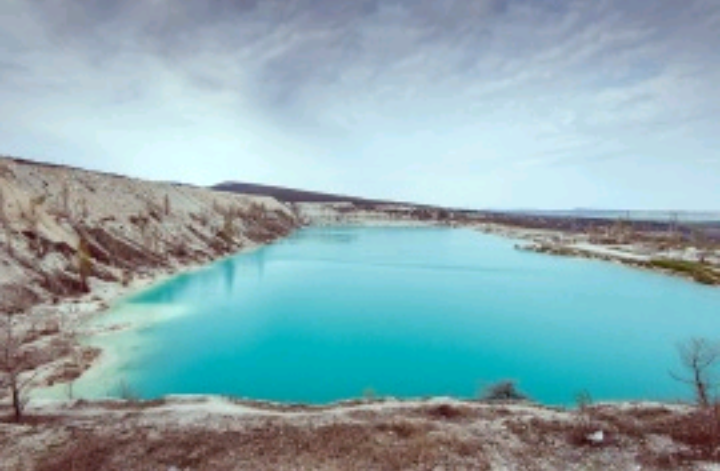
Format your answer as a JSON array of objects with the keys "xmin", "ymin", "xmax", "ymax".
[{"xmin": 649, "ymin": 259, "xmax": 719, "ymax": 285}]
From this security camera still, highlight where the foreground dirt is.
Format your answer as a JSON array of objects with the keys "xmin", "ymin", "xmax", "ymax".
[{"xmin": 1, "ymin": 397, "xmax": 718, "ymax": 470}]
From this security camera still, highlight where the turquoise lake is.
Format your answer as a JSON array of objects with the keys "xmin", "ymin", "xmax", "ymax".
[{"xmin": 91, "ymin": 226, "xmax": 720, "ymax": 405}]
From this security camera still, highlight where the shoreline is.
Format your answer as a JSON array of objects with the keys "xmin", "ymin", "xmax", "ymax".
[
  {"xmin": 32, "ymin": 223, "xmax": 447, "ymax": 401},
  {"xmin": 29, "ymin": 235, "xmax": 294, "ymax": 401},
  {"xmin": 32, "ymin": 221, "xmax": 718, "ymax": 402},
  {"xmin": 471, "ymin": 222, "xmax": 720, "ymax": 287}
]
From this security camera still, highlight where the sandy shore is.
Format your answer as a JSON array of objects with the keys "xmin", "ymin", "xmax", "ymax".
[{"xmin": 471, "ymin": 222, "xmax": 720, "ymax": 286}]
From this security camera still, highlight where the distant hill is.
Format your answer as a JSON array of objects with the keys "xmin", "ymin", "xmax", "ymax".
[{"xmin": 212, "ymin": 182, "xmax": 397, "ymax": 205}]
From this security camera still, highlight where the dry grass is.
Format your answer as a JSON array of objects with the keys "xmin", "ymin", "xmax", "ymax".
[
  {"xmin": 1, "ymin": 399, "xmax": 717, "ymax": 470},
  {"xmin": 30, "ymin": 419, "xmax": 489, "ymax": 471}
]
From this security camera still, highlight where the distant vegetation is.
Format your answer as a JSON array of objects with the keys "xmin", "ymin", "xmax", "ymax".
[
  {"xmin": 213, "ymin": 181, "xmax": 395, "ymax": 205},
  {"xmin": 649, "ymin": 259, "xmax": 720, "ymax": 285}
]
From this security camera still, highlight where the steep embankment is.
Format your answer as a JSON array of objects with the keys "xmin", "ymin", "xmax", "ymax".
[{"xmin": 0, "ymin": 157, "xmax": 299, "ymax": 313}]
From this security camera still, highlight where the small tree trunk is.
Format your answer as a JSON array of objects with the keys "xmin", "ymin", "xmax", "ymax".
[
  {"xmin": 12, "ymin": 382, "xmax": 21, "ymax": 422},
  {"xmin": 697, "ymin": 382, "xmax": 710, "ymax": 408}
]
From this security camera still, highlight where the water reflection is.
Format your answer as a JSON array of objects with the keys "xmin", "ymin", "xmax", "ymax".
[
  {"xmin": 97, "ymin": 227, "xmax": 720, "ymax": 404},
  {"xmin": 244, "ymin": 249, "xmax": 266, "ymax": 280},
  {"xmin": 222, "ymin": 259, "xmax": 235, "ymax": 294},
  {"xmin": 288, "ymin": 228, "xmax": 359, "ymax": 245},
  {"xmin": 130, "ymin": 248, "xmax": 272, "ymax": 306}
]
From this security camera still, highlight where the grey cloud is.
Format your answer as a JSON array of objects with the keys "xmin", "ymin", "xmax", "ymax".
[
  {"xmin": 8, "ymin": 0, "xmax": 718, "ymax": 123},
  {"xmin": 2, "ymin": 1, "xmax": 720, "ymax": 168}
]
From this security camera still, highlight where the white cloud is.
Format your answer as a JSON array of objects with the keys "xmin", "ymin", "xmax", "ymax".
[{"xmin": 0, "ymin": 0, "xmax": 719, "ymax": 209}]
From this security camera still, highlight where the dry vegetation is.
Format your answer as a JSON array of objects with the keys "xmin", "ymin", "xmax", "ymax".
[
  {"xmin": 0, "ymin": 156, "xmax": 299, "ymax": 314},
  {"xmin": 0, "ymin": 397, "xmax": 717, "ymax": 470}
]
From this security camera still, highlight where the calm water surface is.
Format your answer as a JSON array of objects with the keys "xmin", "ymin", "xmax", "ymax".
[{"xmin": 89, "ymin": 227, "xmax": 720, "ymax": 404}]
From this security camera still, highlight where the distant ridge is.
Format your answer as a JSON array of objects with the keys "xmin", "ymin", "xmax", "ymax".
[{"xmin": 212, "ymin": 181, "xmax": 399, "ymax": 205}]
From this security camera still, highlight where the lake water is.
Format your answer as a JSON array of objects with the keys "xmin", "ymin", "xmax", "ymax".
[{"xmin": 83, "ymin": 227, "xmax": 720, "ymax": 405}]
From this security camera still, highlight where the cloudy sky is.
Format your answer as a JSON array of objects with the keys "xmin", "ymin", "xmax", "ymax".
[{"xmin": 1, "ymin": 0, "xmax": 719, "ymax": 210}]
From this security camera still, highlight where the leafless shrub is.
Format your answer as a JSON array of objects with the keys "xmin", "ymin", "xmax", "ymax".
[
  {"xmin": 76, "ymin": 196, "xmax": 89, "ymax": 220},
  {"xmin": 121, "ymin": 270, "xmax": 132, "ymax": 287},
  {"xmin": 148, "ymin": 226, "xmax": 162, "ymax": 252},
  {"xmin": 671, "ymin": 337, "xmax": 720, "ymax": 407},
  {"xmin": 0, "ymin": 162, "xmax": 13, "ymax": 179},
  {"xmin": 131, "ymin": 213, "xmax": 154, "ymax": 248},
  {"xmin": 76, "ymin": 239, "xmax": 93, "ymax": 292},
  {"xmin": 426, "ymin": 403, "xmax": 469, "ymax": 420},
  {"xmin": 0, "ymin": 188, "xmax": 11, "ymax": 256},
  {"xmin": 4, "ymin": 230, "xmax": 14, "ymax": 257},
  {"xmin": 212, "ymin": 200, "xmax": 224, "ymax": 215},
  {"xmin": 247, "ymin": 202, "xmax": 266, "ymax": 222},
  {"xmin": 190, "ymin": 212, "xmax": 210, "ymax": 227},
  {"xmin": 575, "ymin": 389, "xmax": 593, "ymax": 412},
  {"xmin": 58, "ymin": 178, "xmax": 71, "ymax": 218},
  {"xmin": 692, "ymin": 228, "xmax": 712, "ymax": 263},
  {"xmin": 0, "ymin": 186, "xmax": 6, "ymax": 225},
  {"xmin": 480, "ymin": 380, "xmax": 528, "ymax": 402},
  {"xmin": 0, "ymin": 314, "xmax": 42, "ymax": 422},
  {"xmin": 218, "ymin": 208, "xmax": 238, "ymax": 245},
  {"xmin": 66, "ymin": 378, "xmax": 75, "ymax": 400},
  {"xmin": 30, "ymin": 194, "xmax": 46, "ymax": 219},
  {"xmin": 20, "ymin": 194, "xmax": 46, "ymax": 231}
]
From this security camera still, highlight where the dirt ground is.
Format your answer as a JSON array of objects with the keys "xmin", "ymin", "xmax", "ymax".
[{"xmin": 1, "ymin": 397, "xmax": 719, "ymax": 470}]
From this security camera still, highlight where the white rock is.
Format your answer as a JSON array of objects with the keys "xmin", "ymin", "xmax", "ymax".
[{"xmin": 587, "ymin": 430, "xmax": 604, "ymax": 443}]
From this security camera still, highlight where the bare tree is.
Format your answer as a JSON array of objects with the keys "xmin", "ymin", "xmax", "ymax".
[
  {"xmin": 692, "ymin": 228, "xmax": 710, "ymax": 264},
  {"xmin": 0, "ymin": 187, "xmax": 10, "ymax": 257},
  {"xmin": 79, "ymin": 197, "xmax": 89, "ymax": 220},
  {"xmin": 20, "ymin": 195, "xmax": 41, "ymax": 231},
  {"xmin": 29, "ymin": 194, "xmax": 47, "ymax": 222},
  {"xmin": 0, "ymin": 162, "xmax": 13, "ymax": 179},
  {"xmin": 248, "ymin": 202, "xmax": 265, "ymax": 222},
  {"xmin": 148, "ymin": 227, "xmax": 160, "ymax": 252},
  {"xmin": 0, "ymin": 186, "xmax": 6, "ymax": 225},
  {"xmin": 212, "ymin": 200, "xmax": 224, "ymax": 215},
  {"xmin": 667, "ymin": 211, "xmax": 681, "ymax": 244},
  {"xmin": 60, "ymin": 179, "xmax": 71, "ymax": 217},
  {"xmin": 121, "ymin": 269, "xmax": 132, "ymax": 287},
  {"xmin": 0, "ymin": 314, "xmax": 41, "ymax": 422},
  {"xmin": 671, "ymin": 338, "xmax": 720, "ymax": 407},
  {"xmin": 219, "ymin": 209, "xmax": 237, "ymax": 245},
  {"xmin": 76, "ymin": 239, "xmax": 93, "ymax": 293}
]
